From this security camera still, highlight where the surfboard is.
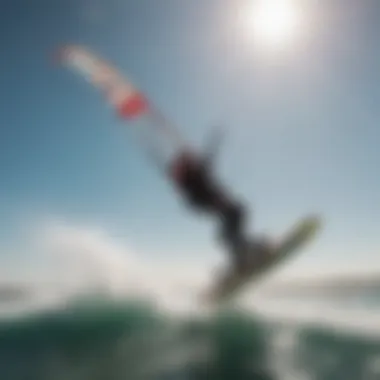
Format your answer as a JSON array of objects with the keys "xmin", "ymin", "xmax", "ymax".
[{"xmin": 202, "ymin": 215, "xmax": 322, "ymax": 304}]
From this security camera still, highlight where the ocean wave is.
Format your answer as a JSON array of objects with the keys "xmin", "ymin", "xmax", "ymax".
[{"xmin": 0, "ymin": 292, "xmax": 379, "ymax": 380}]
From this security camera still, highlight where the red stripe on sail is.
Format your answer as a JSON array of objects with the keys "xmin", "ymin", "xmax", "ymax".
[{"xmin": 118, "ymin": 93, "xmax": 148, "ymax": 119}]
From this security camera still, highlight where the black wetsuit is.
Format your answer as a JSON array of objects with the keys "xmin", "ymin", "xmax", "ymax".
[{"xmin": 169, "ymin": 152, "xmax": 248, "ymax": 268}]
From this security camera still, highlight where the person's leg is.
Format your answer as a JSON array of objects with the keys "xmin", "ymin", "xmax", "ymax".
[{"xmin": 217, "ymin": 200, "xmax": 249, "ymax": 271}]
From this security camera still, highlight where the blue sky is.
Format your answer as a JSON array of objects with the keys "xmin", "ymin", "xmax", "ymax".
[{"xmin": 0, "ymin": 0, "xmax": 379, "ymax": 276}]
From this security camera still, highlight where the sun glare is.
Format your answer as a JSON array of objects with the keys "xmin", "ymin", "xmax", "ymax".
[{"xmin": 245, "ymin": 0, "xmax": 301, "ymax": 49}]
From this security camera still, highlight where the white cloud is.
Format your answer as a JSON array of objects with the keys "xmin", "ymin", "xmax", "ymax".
[{"xmin": 21, "ymin": 216, "xmax": 212, "ymax": 314}]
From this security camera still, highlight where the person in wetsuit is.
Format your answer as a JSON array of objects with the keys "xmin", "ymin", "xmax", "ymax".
[{"xmin": 168, "ymin": 149, "xmax": 253, "ymax": 272}]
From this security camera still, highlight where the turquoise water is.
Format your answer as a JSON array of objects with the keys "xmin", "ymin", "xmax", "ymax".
[{"xmin": 0, "ymin": 295, "xmax": 379, "ymax": 380}]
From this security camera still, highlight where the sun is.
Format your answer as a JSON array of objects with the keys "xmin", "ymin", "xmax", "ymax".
[{"xmin": 244, "ymin": 0, "xmax": 301, "ymax": 49}]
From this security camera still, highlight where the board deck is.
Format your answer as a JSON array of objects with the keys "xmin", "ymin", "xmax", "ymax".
[{"xmin": 202, "ymin": 215, "xmax": 322, "ymax": 304}]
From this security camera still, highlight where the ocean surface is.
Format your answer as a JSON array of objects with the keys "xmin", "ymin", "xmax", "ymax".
[{"xmin": 0, "ymin": 291, "xmax": 379, "ymax": 380}]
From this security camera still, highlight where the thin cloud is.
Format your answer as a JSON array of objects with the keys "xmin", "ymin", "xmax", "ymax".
[{"xmin": 30, "ymin": 217, "xmax": 210, "ymax": 312}]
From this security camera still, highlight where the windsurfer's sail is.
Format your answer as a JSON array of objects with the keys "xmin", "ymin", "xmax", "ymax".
[
  {"xmin": 58, "ymin": 45, "xmax": 149, "ymax": 119},
  {"xmin": 57, "ymin": 44, "xmax": 184, "ymax": 165}
]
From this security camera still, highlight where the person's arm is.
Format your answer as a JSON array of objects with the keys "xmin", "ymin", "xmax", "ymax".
[{"xmin": 202, "ymin": 127, "xmax": 225, "ymax": 170}]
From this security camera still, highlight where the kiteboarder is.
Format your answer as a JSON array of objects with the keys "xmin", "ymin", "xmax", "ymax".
[{"xmin": 168, "ymin": 147, "xmax": 269, "ymax": 273}]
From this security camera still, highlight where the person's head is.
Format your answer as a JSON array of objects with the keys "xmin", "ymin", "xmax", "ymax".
[{"xmin": 169, "ymin": 149, "xmax": 197, "ymax": 182}]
